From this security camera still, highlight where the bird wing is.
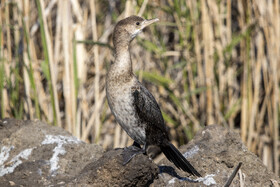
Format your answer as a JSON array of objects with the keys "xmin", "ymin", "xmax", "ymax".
[{"xmin": 132, "ymin": 82, "xmax": 168, "ymax": 139}]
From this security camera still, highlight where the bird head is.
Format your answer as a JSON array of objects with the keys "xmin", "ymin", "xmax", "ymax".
[{"xmin": 113, "ymin": 16, "xmax": 159, "ymax": 48}]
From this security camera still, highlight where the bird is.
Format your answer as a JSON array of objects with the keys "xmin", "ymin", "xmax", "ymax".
[{"xmin": 106, "ymin": 15, "xmax": 201, "ymax": 177}]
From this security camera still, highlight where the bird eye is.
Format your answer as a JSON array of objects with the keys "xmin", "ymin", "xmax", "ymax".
[{"xmin": 136, "ymin": 22, "xmax": 140, "ymax": 26}]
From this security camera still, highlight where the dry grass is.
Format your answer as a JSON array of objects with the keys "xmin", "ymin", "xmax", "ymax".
[{"xmin": 0, "ymin": 0, "xmax": 279, "ymax": 175}]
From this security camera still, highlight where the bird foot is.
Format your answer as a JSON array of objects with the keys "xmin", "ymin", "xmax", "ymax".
[{"xmin": 122, "ymin": 145, "xmax": 145, "ymax": 165}]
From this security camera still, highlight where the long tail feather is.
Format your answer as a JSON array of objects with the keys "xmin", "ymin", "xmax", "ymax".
[{"xmin": 160, "ymin": 142, "xmax": 201, "ymax": 177}]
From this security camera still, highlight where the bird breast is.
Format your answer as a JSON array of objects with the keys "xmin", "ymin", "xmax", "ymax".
[{"xmin": 106, "ymin": 78, "xmax": 146, "ymax": 145}]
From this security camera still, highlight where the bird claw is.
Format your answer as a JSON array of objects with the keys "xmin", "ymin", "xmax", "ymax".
[{"xmin": 122, "ymin": 145, "xmax": 145, "ymax": 165}]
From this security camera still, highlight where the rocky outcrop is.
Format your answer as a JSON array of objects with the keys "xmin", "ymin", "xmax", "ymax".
[
  {"xmin": 154, "ymin": 125, "xmax": 279, "ymax": 186},
  {"xmin": 71, "ymin": 149, "xmax": 158, "ymax": 186},
  {"xmin": 0, "ymin": 119, "xmax": 279, "ymax": 186},
  {"xmin": 0, "ymin": 119, "xmax": 103, "ymax": 186},
  {"xmin": 0, "ymin": 119, "xmax": 158, "ymax": 186}
]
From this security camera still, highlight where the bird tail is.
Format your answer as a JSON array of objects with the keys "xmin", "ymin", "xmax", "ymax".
[{"xmin": 160, "ymin": 142, "xmax": 201, "ymax": 177}]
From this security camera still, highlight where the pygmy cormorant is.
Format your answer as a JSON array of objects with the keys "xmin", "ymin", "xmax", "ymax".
[{"xmin": 106, "ymin": 15, "xmax": 201, "ymax": 177}]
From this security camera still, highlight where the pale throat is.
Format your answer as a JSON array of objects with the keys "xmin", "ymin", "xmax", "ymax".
[{"xmin": 113, "ymin": 44, "xmax": 133, "ymax": 73}]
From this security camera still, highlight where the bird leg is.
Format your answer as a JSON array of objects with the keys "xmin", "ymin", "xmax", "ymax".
[
  {"xmin": 132, "ymin": 141, "xmax": 141, "ymax": 148},
  {"xmin": 122, "ymin": 142, "xmax": 147, "ymax": 165}
]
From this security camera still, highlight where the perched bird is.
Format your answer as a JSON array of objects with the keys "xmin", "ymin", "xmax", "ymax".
[{"xmin": 106, "ymin": 15, "xmax": 201, "ymax": 177}]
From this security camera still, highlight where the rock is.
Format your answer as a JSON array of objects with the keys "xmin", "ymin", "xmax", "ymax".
[
  {"xmin": 0, "ymin": 119, "xmax": 279, "ymax": 186},
  {"xmin": 153, "ymin": 125, "xmax": 280, "ymax": 186},
  {"xmin": 0, "ymin": 119, "xmax": 158, "ymax": 187},
  {"xmin": 0, "ymin": 119, "xmax": 103, "ymax": 186},
  {"xmin": 71, "ymin": 148, "xmax": 159, "ymax": 186}
]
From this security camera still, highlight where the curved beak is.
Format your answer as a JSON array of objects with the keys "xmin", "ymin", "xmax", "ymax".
[{"xmin": 140, "ymin": 18, "xmax": 159, "ymax": 30}]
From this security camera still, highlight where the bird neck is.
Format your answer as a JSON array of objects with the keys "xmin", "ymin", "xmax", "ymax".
[{"xmin": 113, "ymin": 43, "xmax": 133, "ymax": 74}]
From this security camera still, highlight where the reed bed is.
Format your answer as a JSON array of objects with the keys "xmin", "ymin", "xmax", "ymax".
[{"xmin": 0, "ymin": 0, "xmax": 279, "ymax": 175}]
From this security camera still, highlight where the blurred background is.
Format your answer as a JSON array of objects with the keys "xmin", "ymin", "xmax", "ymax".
[{"xmin": 0, "ymin": 0, "xmax": 279, "ymax": 175}]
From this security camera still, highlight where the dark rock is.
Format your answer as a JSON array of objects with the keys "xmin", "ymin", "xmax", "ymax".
[
  {"xmin": 0, "ymin": 119, "xmax": 103, "ymax": 186},
  {"xmin": 153, "ymin": 125, "xmax": 280, "ymax": 186},
  {"xmin": 0, "ymin": 119, "xmax": 279, "ymax": 186},
  {"xmin": 72, "ymin": 148, "xmax": 159, "ymax": 186}
]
